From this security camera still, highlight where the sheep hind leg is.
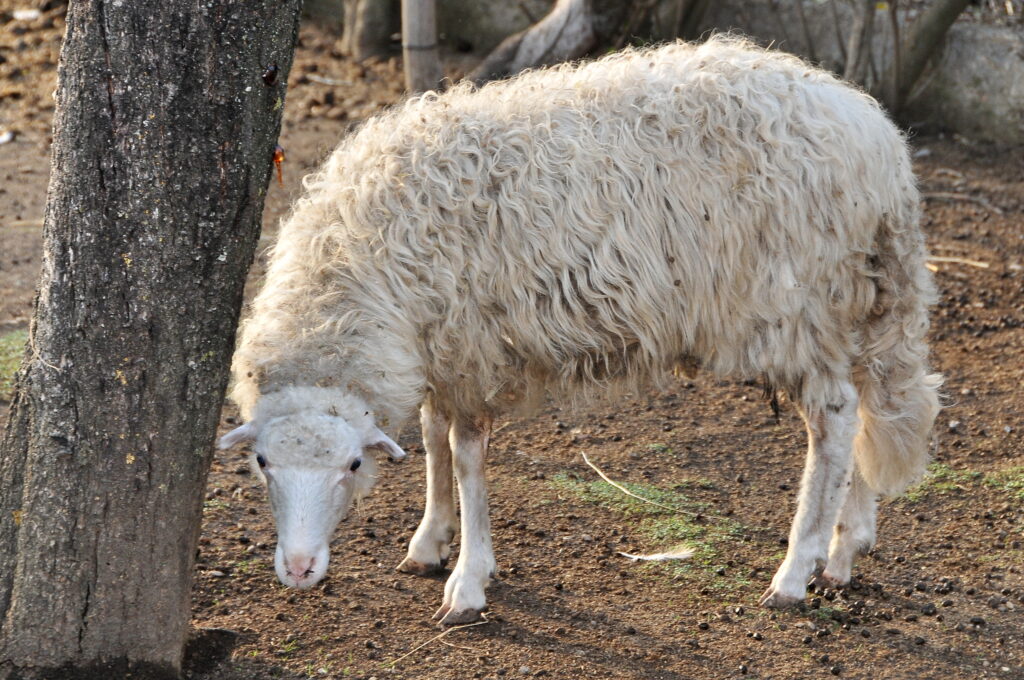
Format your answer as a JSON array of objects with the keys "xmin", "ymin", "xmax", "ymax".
[
  {"xmin": 433, "ymin": 416, "xmax": 495, "ymax": 627},
  {"xmin": 815, "ymin": 467, "xmax": 877, "ymax": 589},
  {"xmin": 760, "ymin": 380, "xmax": 859, "ymax": 608},
  {"xmin": 397, "ymin": 399, "xmax": 457, "ymax": 576}
]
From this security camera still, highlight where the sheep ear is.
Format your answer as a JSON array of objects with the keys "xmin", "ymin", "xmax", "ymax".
[
  {"xmin": 219, "ymin": 422, "xmax": 257, "ymax": 450},
  {"xmin": 365, "ymin": 428, "xmax": 406, "ymax": 461}
]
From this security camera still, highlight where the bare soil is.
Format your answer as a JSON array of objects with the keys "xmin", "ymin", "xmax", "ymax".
[{"xmin": 1, "ymin": 7, "xmax": 1023, "ymax": 680}]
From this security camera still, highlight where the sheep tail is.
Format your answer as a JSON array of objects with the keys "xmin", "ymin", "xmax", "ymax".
[{"xmin": 853, "ymin": 207, "xmax": 942, "ymax": 498}]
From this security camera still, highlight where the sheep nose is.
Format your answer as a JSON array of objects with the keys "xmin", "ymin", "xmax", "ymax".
[{"xmin": 285, "ymin": 554, "xmax": 316, "ymax": 580}]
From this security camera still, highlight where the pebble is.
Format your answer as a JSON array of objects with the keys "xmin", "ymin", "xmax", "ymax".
[
  {"xmin": 922, "ymin": 603, "xmax": 937, "ymax": 615},
  {"xmin": 518, "ymin": 666, "xmax": 531, "ymax": 675}
]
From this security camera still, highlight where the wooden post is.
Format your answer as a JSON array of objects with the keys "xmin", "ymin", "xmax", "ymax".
[{"xmin": 401, "ymin": 0, "xmax": 443, "ymax": 93}]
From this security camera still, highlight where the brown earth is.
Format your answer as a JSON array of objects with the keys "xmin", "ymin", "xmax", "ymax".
[{"xmin": 1, "ymin": 6, "xmax": 1023, "ymax": 680}]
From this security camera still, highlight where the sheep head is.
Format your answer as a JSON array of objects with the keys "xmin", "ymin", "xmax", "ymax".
[{"xmin": 219, "ymin": 406, "xmax": 405, "ymax": 589}]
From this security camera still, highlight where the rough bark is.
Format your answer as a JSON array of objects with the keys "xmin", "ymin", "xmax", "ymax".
[
  {"xmin": 402, "ymin": 0, "xmax": 442, "ymax": 93},
  {"xmin": 0, "ymin": 1, "xmax": 301, "ymax": 678}
]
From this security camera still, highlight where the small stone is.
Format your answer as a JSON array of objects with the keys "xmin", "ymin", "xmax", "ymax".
[
  {"xmin": 922, "ymin": 603, "xmax": 937, "ymax": 616},
  {"xmin": 830, "ymin": 665, "xmax": 842, "ymax": 675},
  {"xmin": 518, "ymin": 666, "xmax": 531, "ymax": 676}
]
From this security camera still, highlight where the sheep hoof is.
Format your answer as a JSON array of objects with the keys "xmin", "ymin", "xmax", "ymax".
[
  {"xmin": 396, "ymin": 557, "xmax": 446, "ymax": 576},
  {"xmin": 811, "ymin": 571, "xmax": 848, "ymax": 591},
  {"xmin": 436, "ymin": 606, "xmax": 484, "ymax": 627},
  {"xmin": 758, "ymin": 586, "xmax": 803, "ymax": 609}
]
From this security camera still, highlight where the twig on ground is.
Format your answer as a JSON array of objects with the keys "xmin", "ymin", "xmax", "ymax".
[
  {"xmin": 580, "ymin": 453, "xmax": 737, "ymax": 525},
  {"xmin": 581, "ymin": 452, "xmax": 678, "ymax": 513},
  {"xmin": 927, "ymin": 255, "xmax": 991, "ymax": 269},
  {"xmin": 923, "ymin": 191, "xmax": 1003, "ymax": 214},
  {"xmin": 386, "ymin": 617, "xmax": 489, "ymax": 668},
  {"xmin": 439, "ymin": 638, "xmax": 485, "ymax": 653},
  {"xmin": 306, "ymin": 74, "xmax": 355, "ymax": 87}
]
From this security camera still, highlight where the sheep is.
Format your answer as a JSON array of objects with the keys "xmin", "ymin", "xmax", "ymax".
[{"xmin": 220, "ymin": 36, "xmax": 941, "ymax": 626}]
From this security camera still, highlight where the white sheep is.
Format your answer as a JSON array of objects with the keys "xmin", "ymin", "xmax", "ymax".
[{"xmin": 220, "ymin": 36, "xmax": 941, "ymax": 626}]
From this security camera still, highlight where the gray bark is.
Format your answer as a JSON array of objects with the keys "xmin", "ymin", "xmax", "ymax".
[
  {"xmin": 468, "ymin": 0, "xmax": 635, "ymax": 85},
  {"xmin": 341, "ymin": 0, "xmax": 397, "ymax": 61},
  {"xmin": 894, "ymin": 0, "xmax": 971, "ymax": 111},
  {"xmin": 0, "ymin": 0, "xmax": 301, "ymax": 678},
  {"xmin": 402, "ymin": 0, "xmax": 443, "ymax": 93},
  {"xmin": 844, "ymin": 0, "xmax": 876, "ymax": 83},
  {"xmin": 469, "ymin": 0, "xmax": 595, "ymax": 85}
]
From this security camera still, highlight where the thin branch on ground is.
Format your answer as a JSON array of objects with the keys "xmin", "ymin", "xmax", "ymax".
[
  {"xmin": 923, "ymin": 192, "xmax": 1003, "ymax": 214},
  {"xmin": 582, "ymin": 452, "xmax": 679, "ymax": 513},
  {"xmin": 927, "ymin": 255, "xmax": 991, "ymax": 269},
  {"xmin": 386, "ymin": 618, "xmax": 490, "ymax": 668}
]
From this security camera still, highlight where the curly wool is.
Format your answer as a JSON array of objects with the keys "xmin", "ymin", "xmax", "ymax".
[{"xmin": 231, "ymin": 36, "xmax": 938, "ymax": 492}]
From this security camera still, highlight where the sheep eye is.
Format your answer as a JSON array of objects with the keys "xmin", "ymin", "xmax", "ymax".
[
  {"xmin": 256, "ymin": 455, "xmax": 267, "ymax": 468},
  {"xmin": 350, "ymin": 458, "xmax": 362, "ymax": 472}
]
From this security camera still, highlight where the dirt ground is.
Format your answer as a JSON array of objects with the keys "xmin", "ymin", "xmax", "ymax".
[{"xmin": 2, "ymin": 6, "xmax": 1023, "ymax": 680}]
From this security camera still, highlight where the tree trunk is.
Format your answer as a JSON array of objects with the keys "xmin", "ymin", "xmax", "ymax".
[
  {"xmin": 402, "ymin": 0, "xmax": 442, "ymax": 93},
  {"xmin": 0, "ymin": 1, "xmax": 301, "ymax": 678},
  {"xmin": 467, "ymin": 0, "xmax": 634, "ymax": 86},
  {"xmin": 468, "ymin": 0, "xmax": 595, "ymax": 85},
  {"xmin": 893, "ymin": 0, "xmax": 971, "ymax": 111},
  {"xmin": 844, "ymin": 0, "xmax": 876, "ymax": 84},
  {"xmin": 340, "ymin": 0, "xmax": 397, "ymax": 61}
]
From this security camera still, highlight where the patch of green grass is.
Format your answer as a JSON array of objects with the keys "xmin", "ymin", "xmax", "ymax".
[
  {"xmin": 203, "ymin": 498, "xmax": 229, "ymax": 512},
  {"xmin": 0, "ymin": 329, "xmax": 28, "ymax": 402},
  {"xmin": 549, "ymin": 472, "xmax": 750, "ymax": 589},
  {"xmin": 903, "ymin": 463, "xmax": 983, "ymax": 503},
  {"xmin": 984, "ymin": 467, "xmax": 1024, "ymax": 501}
]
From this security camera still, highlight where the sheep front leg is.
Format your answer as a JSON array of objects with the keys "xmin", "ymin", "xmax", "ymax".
[
  {"xmin": 760, "ymin": 382, "xmax": 859, "ymax": 608},
  {"xmin": 433, "ymin": 416, "xmax": 495, "ymax": 627},
  {"xmin": 398, "ymin": 400, "xmax": 457, "ymax": 575}
]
